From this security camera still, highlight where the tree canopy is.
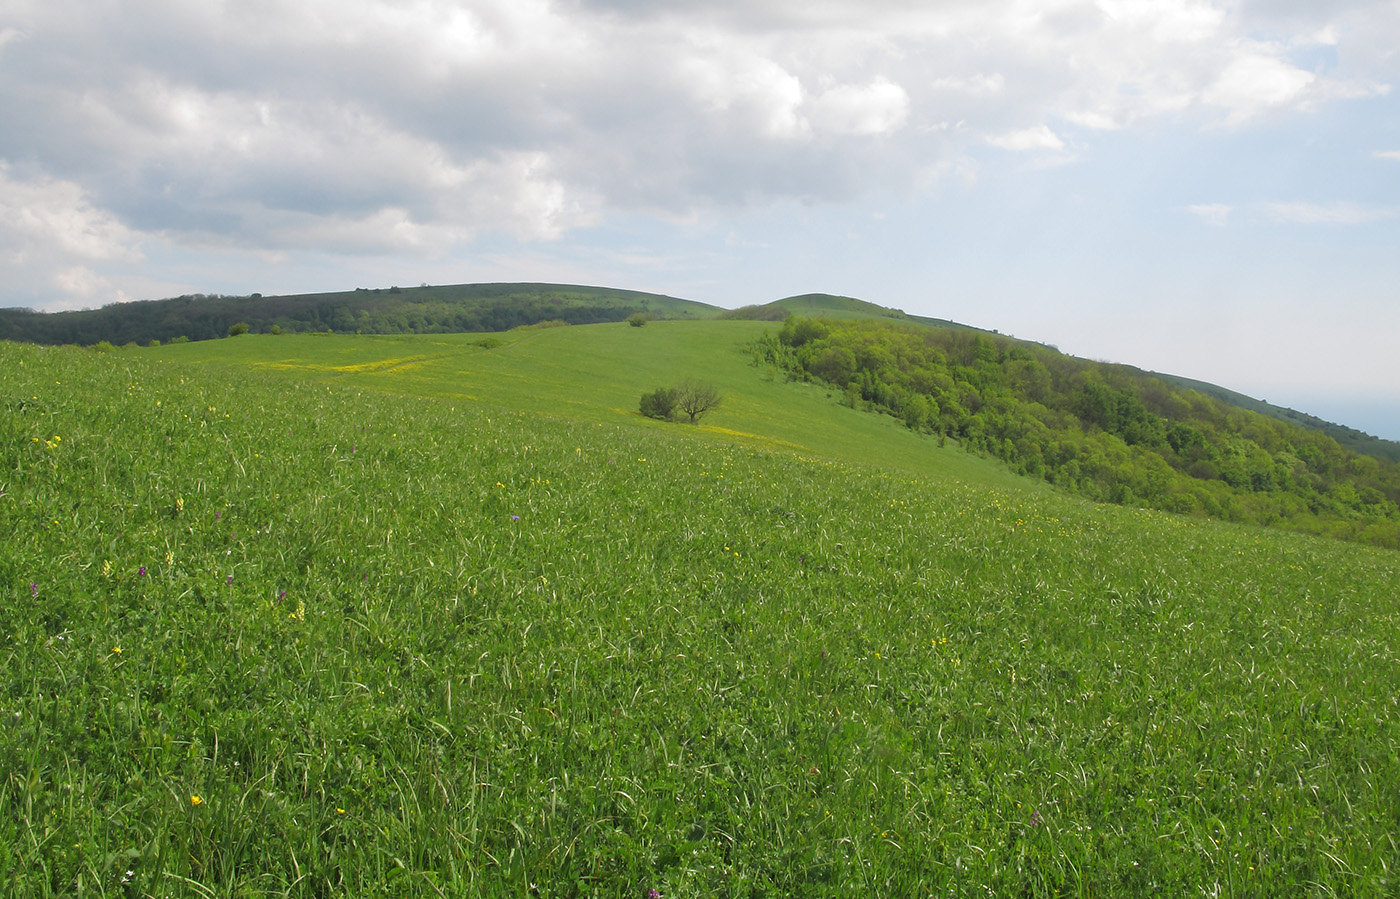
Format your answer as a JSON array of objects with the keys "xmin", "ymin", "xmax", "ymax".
[{"xmin": 754, "ymin": 317, "xmax": 1400, "ymax": 549}]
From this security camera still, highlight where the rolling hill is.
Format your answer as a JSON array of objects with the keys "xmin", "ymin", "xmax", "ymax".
[
  {"xmin": 3, "ymin": 282, "xmax": 1395, "ymax": 464},
  {"xmin": 3, "ymin": 326, "xmax": 1398, "ymax": 895}
]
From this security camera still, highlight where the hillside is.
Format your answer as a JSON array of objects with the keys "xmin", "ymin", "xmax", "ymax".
[
  {"xmin": 0, "ymin": 282, "xmax": 717, "ymax": 346},
  {"xmin": 144, "ymin": 319, "xmax": 1400, "ymax": 550},
  {"xmin": 757, "ymin": 315, "xmax": 1400, "ymax": 548},
  {"xmin": 5, "ymin": 281, "xmax": 1395, "ymax": 464},
  {"xmin": 4, "ymin": 336, "xmax": 1399, "ymax": 895}
]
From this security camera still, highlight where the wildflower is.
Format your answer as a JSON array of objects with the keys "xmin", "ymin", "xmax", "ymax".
[
  {"xmin": 30, "ymin": 583, "xmax": 38, "ymax": 597},
  {"xmin": 227, "ymin": 575, "xmax": 234, "ymax": 585},
  {"xmin": 511, "ymin": 515, "xmax": 521, "ymax": 521},
  {"xmin": 1029, "ymin": 809, "xmax": 1043, "ymax": 827},
  {"xmin": 138, "ymin": 566, "xmax": 147, "ymax": 577},
  {"xmin": 277, "ymin": 589, "xmax": 287, "ymax": 601},
  {"xmin": 190, "ymin": 794, "xmax": 204, "ymax": 806},
  {"xmin": 648, "ymin": 891, "xmax": 661, "ymax": 899},
  {"xmin": 112, "ymin": 646, "xmax": 122, "ymax": 655}
]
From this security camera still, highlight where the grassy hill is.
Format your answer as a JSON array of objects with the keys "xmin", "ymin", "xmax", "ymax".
[
  {"xmin": 152, "ymin": 322, "xmax": 1017, "ymax": 486},
  {"xmin": 5, "ymin": 279, "xmax": 1395, "ymax": 463},
  {"xmin": 0, "ymin": 282, "xmax": 717, "ymax": 347},
  {"xmin": 4, "ymin": 328, "xmax": 1399, "ymax": 895}
]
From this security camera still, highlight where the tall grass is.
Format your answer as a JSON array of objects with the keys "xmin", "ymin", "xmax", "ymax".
[{"xmin": 3, "ymin": 340, "xmax": 1398, "ymax": 896}]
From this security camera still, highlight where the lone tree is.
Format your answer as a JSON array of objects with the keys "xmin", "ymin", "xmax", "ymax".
[{"xmin": 675, "ymin": 378, "xmax": 722, "ymax": 424}]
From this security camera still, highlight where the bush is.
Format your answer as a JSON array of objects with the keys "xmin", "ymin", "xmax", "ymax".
[
  {"xmin": 639, "ymin": 387, "xmax": 679, "ymax": 420},
  {"xmin": 228, "ymin": 322, "xmax": 250, "ymax": 337},
  {"xmin": 627, "ymin": 313, "xmax": 652, "ymax": 327}
]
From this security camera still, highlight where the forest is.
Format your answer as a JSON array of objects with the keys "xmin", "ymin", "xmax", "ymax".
[
  {"xmin": 755, "ymin": 317, "xmax": 1400, "ymax": 548},
  {"xmin": 0, "ymin": 284, "xmax": 697, "ymax": 347}
]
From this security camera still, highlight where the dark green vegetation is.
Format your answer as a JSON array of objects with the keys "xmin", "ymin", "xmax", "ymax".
[
  {"xmin": 5, "ymin": 282, "xmax": 1395, "ymax": 465},
  {"xmin": 757, "ymin": 317, "xmax": 1400, "ymax": 550},
  {"xmin": 0, "ymin": 283, "xmax": 713, "ymax": 347},
  {"xmin": 641, "ymin": 381, "xmax": 723, "ymax": 425},
  {"xmin": 1157, "ymin": 372, "xmax": 1400, "ymax": 464},
  {"xmin": 4, "ymin": 331, "xmax": 1400, "ymax": 896}
]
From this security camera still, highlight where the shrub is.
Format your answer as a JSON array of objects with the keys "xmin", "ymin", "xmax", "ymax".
[
  {"xmin": 228, "ymin": 322, "xmax": 250, "ymax": 337},
  {"xmin": 627, "ymin": 313, "xmax": 652, "ymax": 327},
  {"xmin": 639, "ymin": 387, "xmax": 679, "ymax": 420}
]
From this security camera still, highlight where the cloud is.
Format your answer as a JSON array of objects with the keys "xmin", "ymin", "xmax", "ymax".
[
  {"xmin": 1376, "ymin": 150, "xmax": 1400, "ymax": 161},
  {"xmin": 987, "ymin": 125, "xmax": 1065, "ymax": 152},
  {"xmin": 1188, "ymin": 203, "xmax": 1232, "ymax": 226},
  {"xmin": 1, "ymin": 0, "xmax": 1398, "ymax": 309},
  {"xmin": 1202, "ymin": 48, "xmax": 1316, "ymax": 123},
  {"xmin": 0, "ymin": 164, "xmax": 145, "ymax": 308},
  {"xmin": 807, "ymin": 78, "xmax": 910, "ymax": 137}
]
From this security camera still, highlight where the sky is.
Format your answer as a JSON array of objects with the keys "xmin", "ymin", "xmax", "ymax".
[{"xmin": 2, "ymin": 0, "xmax": 1399, "ymax": 438}]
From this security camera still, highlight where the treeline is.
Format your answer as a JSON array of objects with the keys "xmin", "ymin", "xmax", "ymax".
[
  {"xmin": 755, "ymin": 317, "xmax": 1400, "ymax": 548},
  {"xmin": 0, "ymin": 284, "xmax": 699, "ymax": 346}
]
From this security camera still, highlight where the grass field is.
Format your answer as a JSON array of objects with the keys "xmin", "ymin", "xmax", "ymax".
[{"xmin": 3, "ymin": 331, "xmax": 1399, "ymax": 896}]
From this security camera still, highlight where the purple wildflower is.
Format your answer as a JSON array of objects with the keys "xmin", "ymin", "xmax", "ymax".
[
  {"xmin": 1029, "ymin": 810, "xmax": 1043, "ymax": 828},
  {"xmin": 648, "ymin": 891, "xmax": 661, "ymax": 899},
  {"xmin": 31, "ymin": 582, "xmax": 39, "ymax": 597},
  {"xmin": 511, "ymin": 515, "xmax": 521, "ymax": 521},
  {"xmin": 227, "ymin": 574, "xmax": 234, "ymax": 585},
  {"xmin": 277, "ymin": 589, "xmax": 287, "ymax": 602},
  {"xmin": 138, "ymin": 566, "xmax": 147, "ymax": 577}
]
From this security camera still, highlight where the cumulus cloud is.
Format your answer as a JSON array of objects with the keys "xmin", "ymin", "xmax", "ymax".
[
  {"xmin": 1, "ymin": 0, "xmax": 1398, "ymax": 308},
  {"xmin": 0, "ymin": 164, "xmax": 145, "ymax": 308},
  {"xmin": 807, "ymin": 79, "xmax": 910, "ymax": 137},
  {"xmin": 1202, "ymin": 49, "xmax": 1316, "ymax": 123}
]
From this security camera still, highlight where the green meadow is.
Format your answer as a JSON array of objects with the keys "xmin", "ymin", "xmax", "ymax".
[{"xmin": 3, "ymin": 324, "xmax": 1399, "ymax": 896}]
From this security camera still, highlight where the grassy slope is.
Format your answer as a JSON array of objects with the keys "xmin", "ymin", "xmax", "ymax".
[
  {"xmin": 155, "ymin": 322, "xmax": 1024, "ymax": 488},
  {"xmin": 4, "ymin": 333, "xmax": 1400, "ymax": 895}
]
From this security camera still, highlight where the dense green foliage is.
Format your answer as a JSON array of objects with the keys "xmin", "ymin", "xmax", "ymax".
[
  {"xmin": 756, "ymin": 317, "xmax": 1400, "ymax": 548},
  {"xmin": 1157, "ymin": 372, "xmax": 1400, "ymax": 464},
  {"xmin": 0, "ymin": 283, "xmax": 713, "ymax": 347},
  {"xmin": 4, "ymin": 340, "xmax": 1399, "ymax": 896},
  {"xmin": 639, "ymin": 386, "xmax": 679, "ymax": 420}
]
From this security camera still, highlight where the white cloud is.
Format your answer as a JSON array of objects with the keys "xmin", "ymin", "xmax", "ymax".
[
  {"xmin": 0, "ymin": 165, "xmax": 146, "ymax": 309},
  {"xmin": 1188, "ymin": 203, "xmax": 1232, "ymax": 226},
  {"xmin": 1202, "ymin": 49, "xmax": 1316, "ymax": 123},
  {"xmin": 0, "ymin": 168, "xmax": 141, "ymax": 265},
  {"xmin": 1, "ymin": 0, "xmax": 1399, "ymax": 308},
  {"xmin": 930, "ymin": 73, "xmax": 1005, "ymax": 95},
  {"xmin": 987, "ymin": 125, "xmax": 1065, "ymax": 152},
  {"xmin": 807, "ymin": 78, "xmax": 909, "ymax": 136},
  {"xmin": 1096, "ymin": 0, "xmax": 1224, "ymax": 43},
  {"xmin": 1374, "ymin": 150, "xmax": 1400, "ymax": 161}
]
